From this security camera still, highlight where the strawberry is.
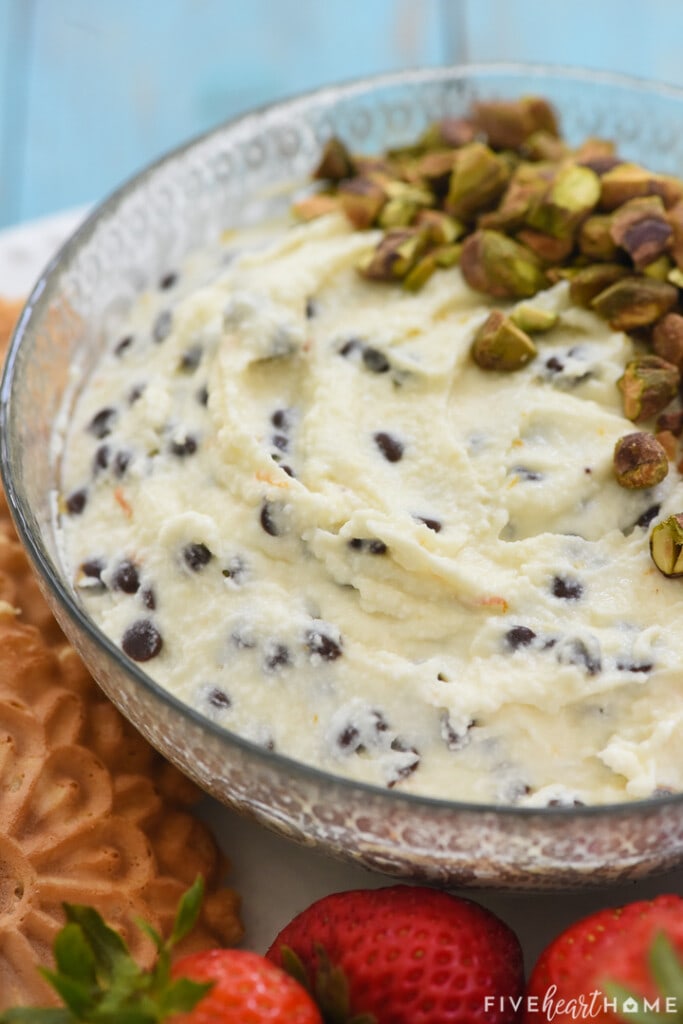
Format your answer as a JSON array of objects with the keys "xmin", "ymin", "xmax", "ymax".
[
  {"xmin": 0, "ymin": 877, "xmax": 321, "ymax": 1024},
  {"xmin": 169, "ymin": 949, "xmax": 322, "ymax": 1024},
  {"xmin": 524, "ymin": 893, "xmax": 683, "ymax": 1024},
  {"xmin": 265, "ymin": 884, "xmax": 525, "ymax": 1024}
]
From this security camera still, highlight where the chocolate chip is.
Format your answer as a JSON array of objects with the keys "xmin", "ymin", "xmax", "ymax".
[
  {"xmin": 113, "ymin": 450, "xmax": 131, "ymax": 477},
  {"xmin": 348, "ymin": 538, "xmax": 388, "ymax": 555},
  {"xmin": 81, "ymin": 558, "xmax": 105, "ymax": 580},
  {"xmin": 88, "ymin": 407, "xmax": 117, "ymax": 439},
  {"xmin": 179, "ymin": 345, "xmax": 203, "ymax": 372},
  {"xmin": 66, "ymin": 488, "xmax": 88, "ymax": 515},
  {"xmin": 115, "ymin": 335, "xmax": 133, "ymax": 357},
  {"xmin": 153, "ymin": 309, "xmax": 173, "ymax": 343},
  {"xmin": 556, "ymin": 636, "xmax": 601, "ymax": 676},
  {"xmin": 197, "ymin": 385, "xmax": 209, "ymax": 406},
  {"xmin": 362, "ymin": 346, "xmax": 391, "ymax": 373},
  {"xmin": 388, "ymin": 740, "xmax": 420, "ymax": 787},
  {"xmin": 337, "ymin": 724, "xmax": 360, "ymax": 749},
  {"xmin": 170, "ymin": 435, "xmax": 198, "ymax": 457},
  {"xmin": 374, "ymin": 431, "xmax": 404, "ymax": 463},
  {"xmin": 440, "ymin": 713, "xmax": 475, "ymax": 751},
  {"xmin": 545, "ymin": 356, "xmax": 565, "ymax": 373},
  {"xmin": 306, "ymin": 628, "xmax": 343, "ymax": 661},
  {"xmin": 551, "ymin": 576, "xmax": 583, "ymax": 600},
  {"xmin": 505, "ymin": 625, "xmax": 537, "ymax": 650},
  {"xmin": 271, "ymin": 408, "xmax": 291, "ymax": 430},
  {"xmin": 112, "ymin": 560, "xmax": 140, "ymax": 594},
  {"xmin": 141, "ymin": 587, "xmax": 156, "ymax": 610},
  {"xmin": 616, "ymin": 660, "xmax": 653, "ymax": 674},
  {"xmin": 121, "ymin": 619, "xmax": 163, "ymax": 661},
  {"xmin": 128, "ymin": 383, "xmax": 145, "ymax": 405},
  {"xmin": 416, "ymin": 516, "xmax": 442, "ymax": 533},
  {"xmin": 512, "ymin": 466, "xmax": 543, "ymax": 482},
  {"xmin": 368, "ymin": 539, "xmax": 387, "ymax": 555},
  {"xmin": 93, "ymin": 444, "xmax": 110, "ymax": 473},
  {"xmin": 208, "ymin": 687, "xmax": 231, "ymax": 709},
  {"xmin": 305, "ymin": 297, "xmax": 318, "ymax": 319},
  {"xmin": 260, "ymin": 500, "xmax": 285, "ymax": 537},
  {"xmin": 339, "ymin": 338, "xmax": 362, "ymax": 358},
  {"xmin": 281, "ymin": 464, "xmax": 295, "ymax": 478},
  {"xmin": 272, "ymin": 433, "xmax": 289, "ymax": 452},
  {"xmin": 264, "ymin": 643, "xmax": 290, "ymax": 672},
  {"xmin": 159, "ymin": 271, "xmax": 178, "ymax": 290},
  {"xmin": 547, "ymin": 797, "xmax": 585, "ymax": 807},
  {"xmin": 183, "ymin": 542, "xmax": 213, "ymax": 571},
  {"xmin": 222, "ymin": 556, "xmax": 246, "ymax": 584},
  {"xmin": 635, "ymin": 503, "xmax": 661, "ymax": 529}
]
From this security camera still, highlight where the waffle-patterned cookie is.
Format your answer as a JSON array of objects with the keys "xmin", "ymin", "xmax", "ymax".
[{"xmin": 0, "ymin": 298, "xmax": 243, "ymax": 1008}]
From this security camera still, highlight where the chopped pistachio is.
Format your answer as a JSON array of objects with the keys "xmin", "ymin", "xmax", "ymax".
[
  {"xmin": 652, "ymin": 312, "xmax": 683, "ymax": 370},
  {"xmin": 655, "ymin": 429, "xmax": 678, "ymax": 460},
  {"xmin": 510, "ymin": 303, "xmax": 559, "ymax": 333},
  {"xmin": 292, "ymin": 193, "xmax": 341, "ymax": 221},
  {"xmin": 573, "ymin": 137, "xmax": 617, "ymax": 165},
  {"xmin": 650, "ymin": 513, "xmax": 683, "ymax": 577},
  {"xmin": 668, "ymin": 266, "xmax": 683, "ymax": 288},
  {"xmin": 609, "ymin": 196, "xmax": 673, "ymax": 270},
  {"xmin": 642, "ymin": 255, "xmax": 673, "ymax": 281},
  {"xmin": 445, "ymin": 142, "xmax": 511, "ymax": 221},
  {"xmin": 568, "ymin": 263, "xmax": 631, "ymax": 308},
  {"xmin": 522, "ymin": 130, "xmax": 568, "ymax": 162},
  {"xmin": 418, "ymin": 118, "xmax": 477, "ymax": 150},
  {"xmin": 471, "ymin": 310, "xmax": 537, "ymax": 371},
  {"xmin": 617, "ymin": 355, "xmax": 680, "ymax": 422},
  {"xmin": 613, "ymin": 432, "xmax": 669, "ymax": 488},
  {"xmin": 525, "ymin": 162, "xmax": 601, "ymax": 239},
  {"xmin": 590, "ymin": 276, "xmax": 678, "ymax": 330},
  {"xmin": 414, "ymin": 208, "xmax": 464, "ymax": 245},
  {"xmin": 473, "ymin": 96, "xmax": 559, "ymax": 150},
  {"xmin": 379, "ymin": 198, "xmax": 420, "ymax": 229},
  {"xmin": 667, "ymin": 200, "xmax": 683, "ymax": 270},
  {"xmin": 411, "ymin": 149, "xmax": 460, "ymax": 190},
  {"xmin": 338, "ymin": 177, "xmax": 387, "ymax": 229},
  {"xmin": 578, "ymin": 214, "xmax": 619, "ymax": 261},
  {"xmin": 479, "ymin": 163, "xmax": 551, "ymax": 231},
  {"xmin": 312, "ymin": 137, "xmax": 356, "ymax": 181},
  {"xmin": 432, "ymin": 243, "xmax": 462, "ymax": 268},
  {"xmin": 460, "ymin": 230, "xmax": 548, "ymax": 299},
  {"xmin": 402, "ymin": 252, "xmax": 438, "ymax": 292},
  {"xmin": 357, "ymin": 227, "xmax": 429, "ymax": 282},
  {"xmin": 516, "ymin": 228, "xmax": 574, "ymax": 264},
  {"xmin": 600, "ymin": 163, "xmax": 683, "ymax": 211}
]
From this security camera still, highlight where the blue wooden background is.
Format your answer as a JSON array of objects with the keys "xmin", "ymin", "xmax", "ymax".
[{"xmin": 1, "ymin": 0, "xmax": 683, "ymax": 228}]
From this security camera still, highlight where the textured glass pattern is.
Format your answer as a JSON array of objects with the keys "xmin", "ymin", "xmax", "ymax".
[{"xmin": 3, "ymin": 65, "xmax": 683, "ymax": 889}]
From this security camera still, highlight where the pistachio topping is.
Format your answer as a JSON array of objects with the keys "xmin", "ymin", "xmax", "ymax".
[
  {"xmin": 510, "ymin": 303, "xmax": 559, "ymax": 333},
  {"xmin": 609, "ymin": 196, "xmax": 673, "ymax": 270},
  {"xmin": 525, "ymin": 162, "xmax": 601, "ymax": 239},
  {"xmin": 590, "ymin": 276, "xmax": 678, "ymax": 331},
  {"xmin": 471, "ymin": 310, "xmax": 537, "ymax": 371},
  {"xmin": 461, "ymin": 230, "xmax": 548, "ymax": 299},
  {"xmin": 650, "ymin": 513, "xmax": 683, "ymax": 577},
  {"xmin": 613, "ymin": 432, "xmax": 669, "ymax": 489},
  {"xmin": 652, "ymin": 313, "xmax": 683, "ymax": 370},
  {"xmin": 617, "ymin": 355, "xmax": 681, "ymax": 423},
  {"xmin": 313, "ymin": 137, "xmax": 357, "ymax": 182},
  {"xmin": 472, "ymin": 96, "xmax": 559, "ymax": 150}
]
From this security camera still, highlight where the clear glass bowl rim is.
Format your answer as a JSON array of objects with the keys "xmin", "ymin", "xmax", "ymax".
[{"xmin": 3, "ymin": 59, "xmax": 683, "ymax": 823}]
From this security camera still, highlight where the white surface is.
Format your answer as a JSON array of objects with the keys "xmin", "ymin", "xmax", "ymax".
[{"xmin": 2, "ymin": 209, "xmax": 681, "ymax": 973}]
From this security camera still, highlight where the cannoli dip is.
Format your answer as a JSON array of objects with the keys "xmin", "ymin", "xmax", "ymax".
[{"xmin": 58, "ymin": 211, "xmax": 683, "ymax": 807}]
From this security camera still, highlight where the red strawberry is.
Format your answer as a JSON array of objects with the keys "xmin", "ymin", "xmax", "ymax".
[
  {"xmin": 169, "ymin": 948, "xmax": 322, "ymax": 1024},
  {"xmin": 524, "ymin": 893, "xmax": 683, "ymax": 1024},
  {"xmin": 266, "ymin": 884, "xmax": 524, "ymax": 1024}
]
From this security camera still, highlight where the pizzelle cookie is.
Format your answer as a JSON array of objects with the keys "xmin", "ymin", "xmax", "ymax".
[{"xmin": 0, "ymin": 299, "xmax": 243, "ymax": 1009}]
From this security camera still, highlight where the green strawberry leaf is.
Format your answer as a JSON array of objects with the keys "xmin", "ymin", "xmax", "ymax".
[
  {"xmin": 649, "ymin": 933, "xmax": 683, "ymax": 1008},
  {"xmin": 169, "ymin": 876, "xmax": 205, "ymax": 947},
  {"xmin": 52, "ymin": 924, "xmax": 96, "ymax": 989},
  {"xmin": 0, "ymin": 1009, "xmax": 74, "ymax": 1024},
  {"xmin": 62, "ymin": 906, "xmax": 129, "ymax": 984},
  {"xmin": 36, "ymin": 971, "xmax": 92, "ymax": 1020},
  {"xmin": 280, "ymin": 946, "xmax": 311, "ymax": 992},
  {"xmin": 157, "ymin": 978, "xmax": 214, "ymax": 1017}
]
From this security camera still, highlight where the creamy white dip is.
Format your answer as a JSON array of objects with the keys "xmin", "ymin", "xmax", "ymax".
[{"xmin": 58, "ymin": 212, "xmax": 683, "ymax": 806}]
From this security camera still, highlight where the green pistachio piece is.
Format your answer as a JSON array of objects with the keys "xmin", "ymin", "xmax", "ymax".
[
  {"xmin": 432, "ymin": 243, "xmax": 462, "ymax": 268},
  {"xmin": 668, "ymin": 266, "xmax": 683, "ymax": 288},
  {"xmin": 652, "ymin": 312, "xmax": 683, "ymax": 370},
  {"xmin": 312, "ymin": 137, "xmax": 356, "ymax": 182},
  {"xmin": 471, "ymin": 310, "xmax": 537, "ymax": 371},
  {"xmin": 473, "ymin": 96, "xmax": 560, "ymax": 150},
  {"xmin": 292, "ymin": 193, "xmax": 341, "ymax": 221},
  {"xmin": 617, "ymin": 355, "xmax": 680, "ymax": 422},
  {"xmin": 402, "ymin": 253, "xmax": 438, "ymax": 292},
  {"xmin": 444, "ymin": 143, "xmax": 511, "ymax": 221},
  {"xmin": 522, "ymin": 130, "xmax": 569, "ymax": 162},
  {"xmin": 516, "ymin": 228, "xmax": 575, "ymax": 264},
  {"xmin": 338, "ymin": 177, "xmax": 387, "ymax": 229},
  {"xmin": 379, "ymin": 198, "xmax": 419, "ymax": 229},
  {"xmin": 609, "ymin": 196, "xmax": 673, "ymax": 270},
  {"xmin": 411, "ymin": 149, "xmax": 460, "ymax": 189},
  {"xmin": 642, "ymin": 255, "xmax": 673, "ymax": 280},
  {"xmin": 600, "ymin": 163, "xmax": 683, "ymax": 211},
  {"xmin": 568, "ymin": 263, "xmax": 631, "ymax": 307},
  {"xmin": 667, "ymin": 200, "xmax": 683, "ymax": 270},
  {"xmin": 591, "ymin": 276, "xmax": 678, "ymax": 330},
  {"xmin": 479, "ymin": 163, "xmax": 552, "ymax": 231},
  {"xmin": 579, "ymin": 214, "xmax": 619, "ymax": 260},
  {"xmin": 510, "ymin": 303, "xmax": 559, "ymax": 333},
  {"xmin": 415, "ymin": 208, "xmax": 465, "ymax": 245},
  {"xmin": 460, "ymin": 229, "xmax": 548, "ymax": 300},
  {"xmin": 357, "ymin": 227, "xmax": 430, "ymax": 282},
  {"xmin": 418, "ymin": 117, "xmax": 477, "ymax": 151},
  {"xmin": 526, "ymin": 162, "xmax": 601, "ymax": 239},
  {"xmin": 613, "ymin": 432, "xmax": 669, "ymax": 489},
  {"xmin": 650, "ymin": 513, "xmax": 683, "ymax": 577}
]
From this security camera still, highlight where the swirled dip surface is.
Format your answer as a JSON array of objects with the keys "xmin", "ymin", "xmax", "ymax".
[{"xmin": 59, "ymin": 213, "xmax": 683, "ymax": 806}]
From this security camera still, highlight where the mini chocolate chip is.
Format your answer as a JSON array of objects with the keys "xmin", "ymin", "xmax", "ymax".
[
  {"xmin": 159, "ymin": 271, "xmax": 178, "ymax": 290},
  {"xmin": 372, "ymin": 709, "xmax": 389, "ymax": 733},
  {"xmin": 547, "ymin": 797, "xmax": 586, "ymax": 807},
  {"xmin": 141, "ymin": 587, "xmax": 156, "ymax": 610},
  {"xmin": 66, "ymin": 488, "xmax": 88, "ymax": 515},
  {"xmin": 374, "ymin": 431, "xmax": 404, "ymax": 463},
  {"xmin": 260, "ymin": 500, "xmax": 285, "ymax": 537},
  {"xmin": 635, "ymin": 503, "xmax": 661, "ymax": 529},
  {"xmin": 552, "ymin": 576, "xmax": 583, "ymax": 600},
  {"xmin": 305, "ymin": 297, "xmax": 318, "ymax": 319},
  {"xmin": 208, "ymin": 687, "xmax": 231, "ymax": 709},
  {"xmin": 556, "ymin": 636, "xmax": 602, "ymax": 676},
  {"xmin": 545, "ymin": 356, "xmax": 565, "ymax": 373},
  {"xmin": 153, "ymin": 309, "xmax": 173, "ymax": 343},
  {"xmin": 281, "ymin": 464, "xmax": 295, "ymax": 478},
  {"xmin": 128, "ymin": 383, "xmax": 145, "ymax": 405},
  {"xmin": 505, "ymin": 625, "xmax": 537, "ymax": 650},
  {"xmin": 337, "ymin": 724, "xmax": 360, "ymax": 749},
  {"xmin": 348, "ymin": 537, "xmax": 387, "ymax": 555},
  {"xmin": 339, "ymin": 338, "xmax": 362, "ymax": 358},
  {"xmin": 272, "ymin": 433, "xmax": 289, "ymax": 452},
  {"xmin": 93, "ymin": 444, "xmax": 111, "ymax": 473},
  {"xmin": 512, "ymin": 466, "xmax": 543, "ymax": 481},
  {"xmin": 81, "ymin": 558, "xmax": 105, "ymax": 580},
  {"xmin": 112, "ymin": 560, "xmax": 140, "ymax": 594},
  {"xmin": 362, "ymin": 346, "xmax": 391, "ymax": 373},
  {"xmin": 306, "ymin": 629, "xmax": 343, "ymax": 661},
  {"xmin": 197, "ymin": 385, "xmax": 209, "ymax": 406},
  {"xmin": 440, "ymin": 713, "xmax": 475, "ymax": 751},
  {"xmin": 122, "ymin": 619, "xmax": 163, "ymax": 661},
  {"xmin": 115, "ymin": 335, "xmax": 133, "ymax": 357},
  {"xmin": 222, "ymin": 556, "xmax": 246, "ymax": 584},
  {"xmin": 183, "ymin": 542, "xmax": 213, "ymax": 571},
  {"xmin": 368, "ymin": 539, "xmax": 387, "ymax": 555},
  {"xmin": 416, "ymin": 516, "xmax": 442, "ymax": 533},
  {"xmin": 388, "ymin": 740, "xmax": 421, "ymax": 787},
  {"xmin": 113, "ymin": 450, "xmax": 131, "ymax": 477},
  {"xmin": 88, "ymin": 407, "xmax": 117, "ymax": 439},
  {"xmin": 271, "ymin": 408, "xmax": 290, "ymax": 430},
  {"xmin": 179, "ymin": 345, "xmax": 203, "ymax": 372},
  {"xmin": 616, "ymin": 660, "xmax": 653, "ymax": 674},
  {"xmin": 170, "ymin": 435, "xmax": 197, "ymax": 457},
  {"xmin": 264, "ymin": 643, "xmax": 290, "ymax": 671}
]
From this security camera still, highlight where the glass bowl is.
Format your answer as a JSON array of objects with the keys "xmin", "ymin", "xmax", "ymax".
[{"xmin": 3, "ymin": 63, "xmax": 683, "ymax": 891}]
